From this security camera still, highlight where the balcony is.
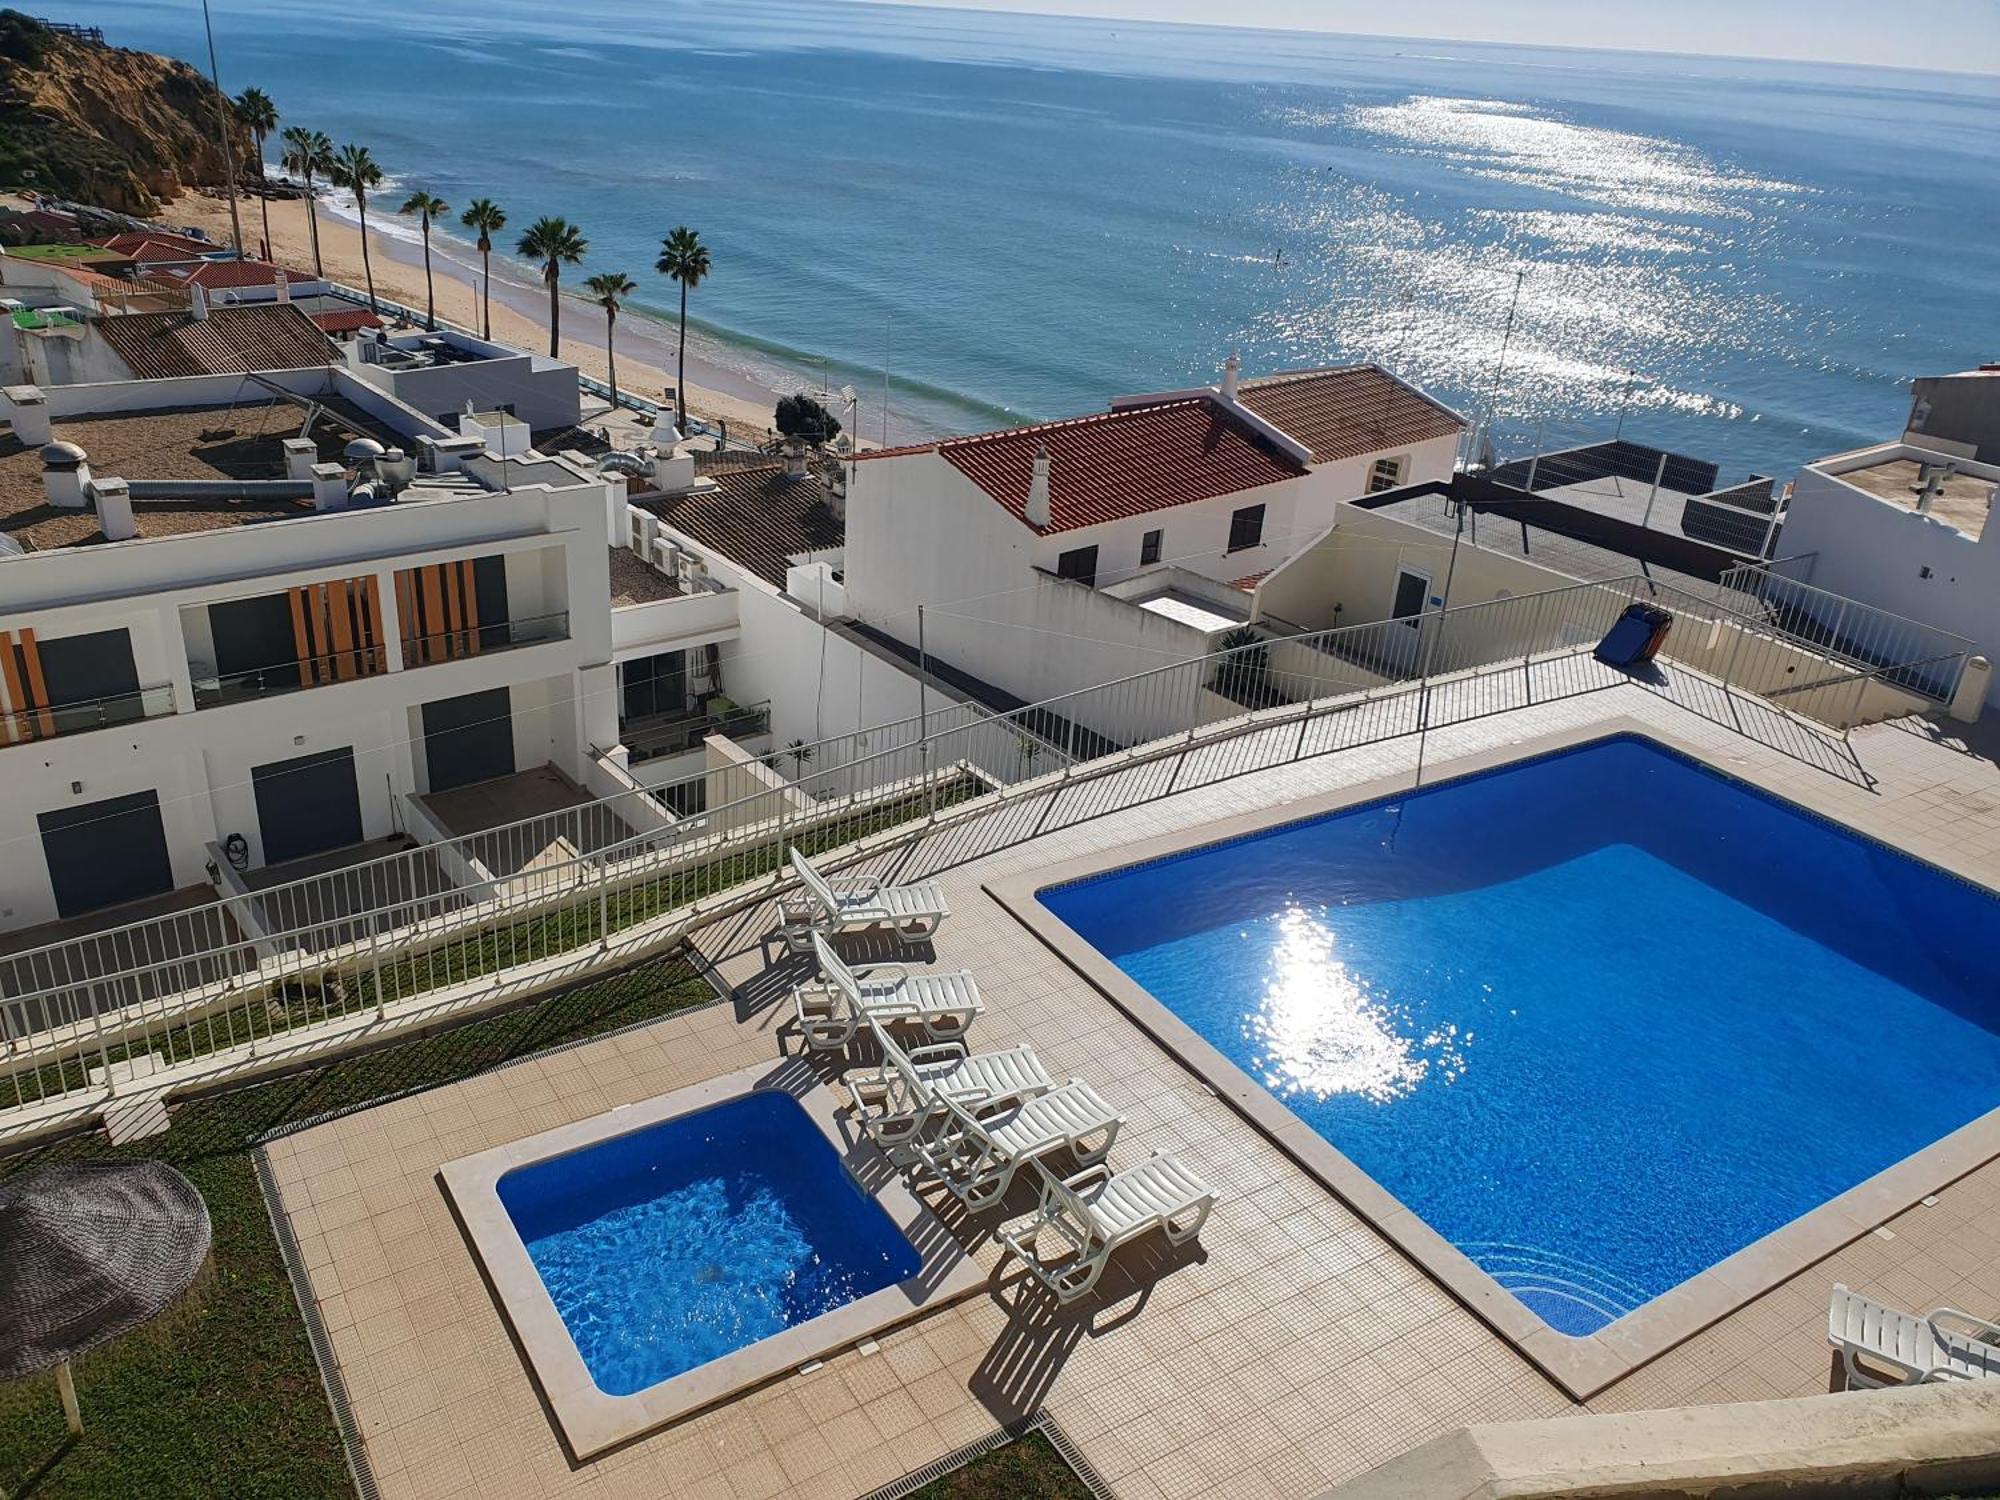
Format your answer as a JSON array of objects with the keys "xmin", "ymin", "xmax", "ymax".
[
  {"xmin": 192, "ymin": 647, "xmax": 391, "ymax": 710},
  {"xmin": 403, "ymin": 611, "xmax": 570, "ymax": 669},
  {"xmin": 2, "ymin": 684, "xmax": 176, "ymax": 745},
  {"xmin": 622, "ymin": 698, "xmax": 770, "ymax": 764}
]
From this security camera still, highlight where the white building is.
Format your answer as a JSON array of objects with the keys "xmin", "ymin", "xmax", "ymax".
[
  {"xmin": 1776, "ymin": 441, "xmax": 2000, "ymax": 710},
  {"xmin": 0, "ymin": 366, "xmax": 668, "ymax": 935},
  {"xmin": 346, "ymin": 326, "xmax": 582, "ymax": 435},
  {"xmin": 840, "ymin": 360, "xmax": 1464, "ymax": 717}
]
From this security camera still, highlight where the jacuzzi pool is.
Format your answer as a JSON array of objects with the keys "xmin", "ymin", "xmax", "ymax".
[{"xmin": 1035, "ymin": 735, "xmax": 2000, "ymax": 1342}]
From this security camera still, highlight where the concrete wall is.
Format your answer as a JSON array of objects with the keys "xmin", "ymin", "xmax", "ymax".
[
  {"xmin": 1317, "ymin": 1380, "xmax": 2000, "ymax": 1500},
  {"xmin": 349, "ymin": 342, "xmax": 581, "ymax": 432},
  {"xmin": 1779, "ymin": 444, "xmax": 2000, "ymax": 709}
]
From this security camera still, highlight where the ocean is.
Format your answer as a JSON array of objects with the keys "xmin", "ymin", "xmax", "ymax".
[{"xmin": 41, "ymin": 0, "xmax": 2000, "ymax": 478}]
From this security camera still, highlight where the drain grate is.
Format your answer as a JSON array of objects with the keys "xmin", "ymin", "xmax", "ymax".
[{"xmin": 858, "ymin": 1411, "xmax": 1116, "ymax": 1500}]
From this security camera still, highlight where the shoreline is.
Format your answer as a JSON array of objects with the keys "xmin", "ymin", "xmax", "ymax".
[{"xmin": 168, "ymin": 189, "xmax": 793, "ymax": 440}]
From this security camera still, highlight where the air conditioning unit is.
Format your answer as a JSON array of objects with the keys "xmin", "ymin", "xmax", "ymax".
[
  {"xmin": 653, "ymin": 539, "xmax": 681, "ymax": 577},
  {"xmin": 632, "ymin": 509, "xmax": 659, "ymax": 558}
]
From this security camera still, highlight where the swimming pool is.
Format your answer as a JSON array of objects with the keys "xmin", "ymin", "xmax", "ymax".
[
  {"xmin": 495, "ymin": 1090, "xmax": 920, "ymax": 1396},
  {"xmin": 1037, "ymin": 735, "xmax": 2000, "ymax": 1342}
]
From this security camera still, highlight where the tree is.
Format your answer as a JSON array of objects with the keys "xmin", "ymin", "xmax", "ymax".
[
  {"xmin": 329, "ymin": 142, "xmax": 382, "ymax": 310},
  {"xmin": 517, "ymin": 216, "xmax": 587, "ymax": 358},
  {"xmin": 459, "ymin": 198, "xmax": 506, "ymax": 341},
  {"xmin": 775, "ymin": 392, "xmax": 842, "ymax": 445},
  {"xmin": 279, "ymin": 126, "xmax": 332, "ymax": 277},
  {"xmin": 399, "ymin": 190, "xmax": 450, "ymax": 329},
  {"xmin": 234, "ymin": 88, "xmax": 278, "ymax": 259},
  {"xmin": 654, "ymin": 226, "xmax": 710, "ymax": 433},
  {"xmin": 583, "ymin": 271, "xmax": 638, "ymax": 407}
]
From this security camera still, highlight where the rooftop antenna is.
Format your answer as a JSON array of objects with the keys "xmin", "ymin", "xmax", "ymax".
[
  {"xmin": 1479, "ymin": 268, "xmax": 1526, "ymax": 461},
  {"xmin": 881, "ymin": 320, "xmax": 891, "ymax": 446},
  {"xmin": 1613, "ymin": 368, "xmax": 1637, "ymax": 440},
  {"xmin": 199, "ymin": 0, "xmax": 246, "ymax": 256}
]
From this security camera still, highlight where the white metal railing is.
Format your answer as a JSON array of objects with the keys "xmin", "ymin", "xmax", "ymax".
[{"xmin": 0, "ymin": 569, "xmax": 1937, "ymax": 1124}]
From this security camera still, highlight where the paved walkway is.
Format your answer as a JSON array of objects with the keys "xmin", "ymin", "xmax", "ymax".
[{"xmin": 261, "ymin": 667, "xmax": 2000, "ymax": 1499}]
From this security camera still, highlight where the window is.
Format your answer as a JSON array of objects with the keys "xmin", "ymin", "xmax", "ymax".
[
  {"xmin": 1368, "ymin": 455, "xmax": 1408, "ymax": 494},
  {"xmin": 1056, "ymin": 545, "xmax": 1099, "ymax": 587},
  {"xmin": 1227, "ymin": 504, "xmax": 1265, "ymax": 553},
  {"xmin": 1140, "ymin": 529, "xmax": 1163, "ymax": 566}
]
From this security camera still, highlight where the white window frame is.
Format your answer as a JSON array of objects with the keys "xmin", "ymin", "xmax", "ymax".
[{"xmin": 1368, "ymin": 454, "xmax": 1409, "ymax": 494}]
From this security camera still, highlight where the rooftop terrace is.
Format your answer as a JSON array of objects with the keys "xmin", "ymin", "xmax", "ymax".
[
  {"xmin": 1828, "ymin": 453, "xmax": 1995, "ymax": 539},
  {"xmin": 0, "ymin": 398, "xmax": 387, "ymax": 550}
]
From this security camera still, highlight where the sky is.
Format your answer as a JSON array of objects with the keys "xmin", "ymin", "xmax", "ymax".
[{"xmin": 862, "ymin": 0, "xmax": 2000, "ymax": 73}]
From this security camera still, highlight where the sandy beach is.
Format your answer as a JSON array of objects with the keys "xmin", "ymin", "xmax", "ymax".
[{"xmin": 167, "ymin": 189, "xmax": 787, "ymax": 440}]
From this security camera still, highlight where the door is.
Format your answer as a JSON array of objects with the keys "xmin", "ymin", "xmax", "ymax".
[
  {"xmin": 209, "ymin": 593, "xmax": 304, "ymax": 694},
  {"xmin": 1383, "ymin": 568, "xmax": 1432, "ymax": 672},
  {"xmin": 38, "ymin": 791, "xmax": 174, "ymax": 918},
  {"xmin": 252, "ymin": 747, "xmax": 363, "ymax": 865},
  {"xmin": 422, "ymin": 687, "xmax": 515, "ymax": 792},
  {"xmin": 35, "ymin": 628, "xmax": 142, "ymax": 734}
]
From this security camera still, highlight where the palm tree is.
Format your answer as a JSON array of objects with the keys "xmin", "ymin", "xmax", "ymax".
[
  {"xmin": 655, "ymin": 226, "xmax": 711, "ymax": 432},
  {"xmin": 584, "ymin": 271, "xmax": 638, "ymax": 407},
  {"xmin": 234, "ymin": 88, "xmax": 278, "ymax": 259},
  {"xmin": 460, "ymin": 198, "xmax": 506, "ymax": 341},
  {"xmin": 516, "ymin": 216, "xmax": 587, "ymax": 358},
  {"xmin": 329, "ymin": 143, "xmax": 383, "ymax": 311},
  {"xmin": 279, "ymin": 126, "xmax": 332, "ymax": 277},
  {"xmin": 399, "ymin": 190, "xmax": 450, "ymax": 329}
]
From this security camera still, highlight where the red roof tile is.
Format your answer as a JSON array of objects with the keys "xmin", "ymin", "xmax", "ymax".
[
  {"xmin": 93, "ymin": 230, "xmax": 217, "ymax": 258},
  {"xmin": 859, "ymin": 399, "xmax": 1303, "ymax": 534},
  {"xmin": 309, "ymin": 308, "xmax": 384, "ymax": 334},
  {"xmin": 1235, "ymin": 365, "xmax": 1464, "ymax": 465},
  {"xmin": 94, "ymin": 303, "xmax": 338, "ymax": 379},
  {"xmin": 643, "ymin": 462, "xmax": 844, "ymax": 588},
  {"xmin": 149, "ymin": 258, "xmax": 308, "ymax": 290}
]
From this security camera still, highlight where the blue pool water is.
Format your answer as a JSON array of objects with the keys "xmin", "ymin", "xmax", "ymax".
[
  {"xmin": 496, "ymin": 1091, "xmax": 920, "ymax": 1396},
  {"xmin": 1040, "ymin": 736, "xmax": 2000, "ymax": 1337}
]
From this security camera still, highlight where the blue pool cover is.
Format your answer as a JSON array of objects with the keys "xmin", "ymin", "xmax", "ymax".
[
  {"xmin": 1040, "ymin": 735, "xmax": 2000, "ymax": 1336},
  {"xmin": 497, "ymin": 1090, "xmax": 920, "ymax": 1395}
]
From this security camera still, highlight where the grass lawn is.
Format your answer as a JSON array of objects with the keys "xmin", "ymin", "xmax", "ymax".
[
  {"xmin": 0, "ymin": 955, "xmax": 716, "ymax": 1500},
  {"xmin": 904, "ymin": 1431, "xmax": 1094, "ymax": 1500}
]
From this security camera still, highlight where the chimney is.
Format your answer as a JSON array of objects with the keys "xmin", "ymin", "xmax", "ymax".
[
  {"xmin": 1221, "ymin": 350, "xmax": 1241, "ymax": 403},
  {"xmin": 5, "ymin": 385, "xmax": 52, "ymax": 445},
  {"xmin": 310, "ymin": 461, "xmax": 347, "ymax": 512},
  {"xmin": 782, "ymin": 440, "xmax": 808, "ymax": 480},
  {"xmin": 282, "ymin": 436, "xmax": 319, "ymax": 480},
  {"xmin": 1025, "ymin": 443, "xmax": 1052, "ymax": 529},
  {"xmin": 40, "ymin": 440, "xmax": 91, "ymax": 508},
  {"xmin": 274, "ymin": 270, "xmax": 290, "ymax": 304},
  {"xmin": 189, "ymin": 283, "xmax": 210, "ymax": 321},
  {"xmin": 93, "ymin": 477, "xmax": 135, "ymax": 542}
]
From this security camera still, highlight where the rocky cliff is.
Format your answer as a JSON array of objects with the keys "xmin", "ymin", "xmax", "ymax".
[{"xmin": 0, "ymin": 11, "xmax": 253, "ymax": 215}]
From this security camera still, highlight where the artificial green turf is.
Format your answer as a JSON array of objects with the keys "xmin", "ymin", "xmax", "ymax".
[
  {"xmin": 0, "ymin": 955, "xmax": 716, "ymax": 1500},
  {"xmin": 903, "ymin": 1431, "xmax": 1094, "ymax": 1499}
]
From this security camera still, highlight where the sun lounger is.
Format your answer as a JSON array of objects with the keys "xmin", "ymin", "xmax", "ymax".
[
  {"xmin": 1000, "ymin": 1152, "xmax": 1216, "ymax": 1303},
  {"xmin": 792, "ymin": 931, "xmax": 983, "ymax": 1051},
  {"xmin": 847, "ymin": 1026, "xmax": 1052, "ymax": 1153},
  {"xmin": 1827, "ymin": 1283, "xmax": 2000, "ymax": 1388},
  {"xmin": 778, "ymin": 848, "xmax": 950, "ymax": 952},
  {"xmin": 911, "ymin": 1080, "xmax": 1124, "ymax": 1212}
]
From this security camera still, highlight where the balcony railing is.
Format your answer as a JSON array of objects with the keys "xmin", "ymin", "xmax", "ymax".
[
  {"xmin": 192, "ymin": 647, "xmax": 390, "ymax": 709},
  {"xmin": 2, "ymin": 684, "xmax": 176, "ymax": 745},
  {"xmin": 622, "ymin": 699, "xmax": 771, "ymax": 763},
  {"xmin": 404, "ymin": 611, "xmax": 570, "ymax": 668}
]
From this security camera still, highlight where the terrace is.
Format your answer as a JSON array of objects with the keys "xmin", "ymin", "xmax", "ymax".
[{"xmin": 5, "ymin": 576, "xmax": 2000, "ymax": 1498}]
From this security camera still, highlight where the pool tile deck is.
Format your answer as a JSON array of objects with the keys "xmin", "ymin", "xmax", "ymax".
[{"xmin": 261, "ymin": 669, "xmax": 2000, "ymax": 1499}]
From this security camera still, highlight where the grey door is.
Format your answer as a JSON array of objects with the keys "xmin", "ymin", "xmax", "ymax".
[
  {"xmin": 37, "ymin": 791, "xmax": 174, "ymax": 918},
  {"xmin": 252, "ymin": 747, "xmax": 363, "ymax": 865},
  {"xmin": 422, "ymin": 687, "xmax": 514, "ymax": 792}
]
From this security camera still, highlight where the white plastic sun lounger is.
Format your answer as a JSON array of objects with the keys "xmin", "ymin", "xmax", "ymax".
[
  {"xmin": 999, "ymin": 1152, "xmax": 1215, "ymax": 1304},
  {"xmin": 1828, "ymin": 1284, "xmax": 2000, "ymax": 1388},
  {"xmin": 848, "ymin": 1027, "xmax": 1053, "ymax": 1153},
  {"xmin": 792, "ymin": 931, "xmax": 984, "ymax": 1051},
  {"xmin": 911, "ymin": 1080, "xmax": 1124, "ymax": 1212},
  {"xmin": 779, "ymin": 848, "xmax": 950, "ymax": 952}
]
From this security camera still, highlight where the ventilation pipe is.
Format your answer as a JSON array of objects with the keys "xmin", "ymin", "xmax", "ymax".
[
  {"xmin": 1221, "ymin": 350, "xmax": 1241, "ymax": 403},
  {"xmin": 1026, "ymin": 443, "xmax": 1052, "ymax": 529},
  {"xmin": 6, "ymin": 385, "xmax": 51, "ymax": 445},
  {"xmin": 274, "ymin": 270, "xmax": 290, "ymax": 304},
  {"xmin": 40, "ymin": 441, "xmax": 91, "ymax": 508},
  {"xmin": 1913, "ymin": 462, "xmax": 1954, "ymax": 516},
  {"xmin": 189, "ymin": 283, "xmax": 210, "ymax": 322},
  {"xmin": 282, "ymin": 436, "xmax": 318, "ymax": 480},
  {"xmin": 93, "ymin": 477, "xmax": 135, "ymax": 542},
  {"xmin": 311, "ymin": 462, "xmax": 347, "ymax": 512}
]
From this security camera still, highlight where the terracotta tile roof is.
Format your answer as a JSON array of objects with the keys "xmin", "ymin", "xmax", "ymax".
[
  {"xmin": 94, "ymin": 230, "xmax": 217, "ymax": 258},
  {"xmin": 856, "ymin": 398, "xmax": 1304, "ymax": 534},
  {"xmin": 1228, "ymin": 570, "xmax": 1270, "ymax": 592},
  {"xmin": 94, "ymin": 303, "xmax": 338, "ymax": 379},
  {"xmin": 309, "ymin": 308, "xmax": 384, "ymax": 334},
  {"xmin": 149, "ymin": 258, "xmax": 308, "ymax": 290},
  {"xmin": 1235, "ymin": 365, "xmax": 1464, "ymax": 465},
  {"xmin": 642, "ymin": 462, "xmax": 843, "ymax": 588}
]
